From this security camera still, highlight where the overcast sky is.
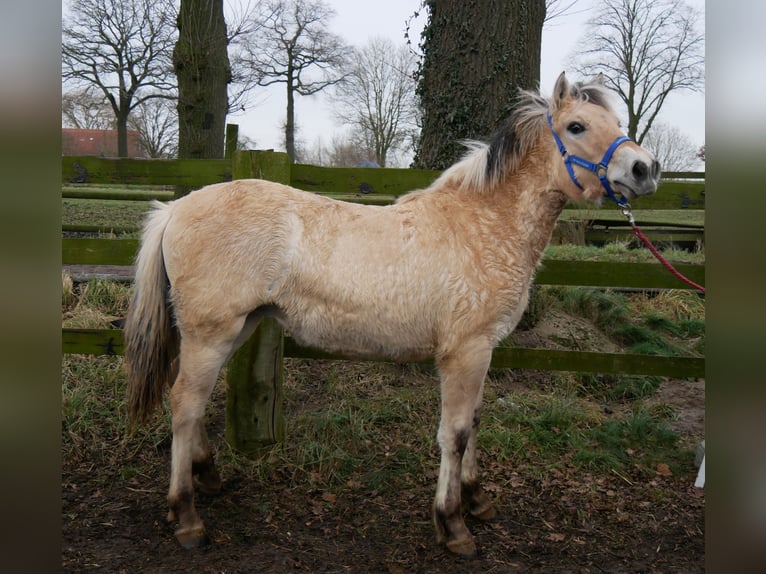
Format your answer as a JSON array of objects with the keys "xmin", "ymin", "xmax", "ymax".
[{"xmin": 229, "ymin": 0, "xmax": 706, "ymax": 160}]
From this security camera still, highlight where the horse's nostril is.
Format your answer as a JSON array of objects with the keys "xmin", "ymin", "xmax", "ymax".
[
  {"xmin": 652, "ymin": 160, "xmax": 661, "ymax": 180},
  {"xmin": 632, "ymin": 160, "xmax": 648, "ymax": 180}
]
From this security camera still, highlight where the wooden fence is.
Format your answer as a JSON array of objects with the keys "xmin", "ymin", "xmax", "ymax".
[{"xmin": 61, "ymin": 149, "xmax": 705, "ymax": 455}]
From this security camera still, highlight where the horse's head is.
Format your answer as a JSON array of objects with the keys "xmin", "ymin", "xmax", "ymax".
[{"xmin": 547, "ymin": 72, "xmax": 660, "ymax": 205}]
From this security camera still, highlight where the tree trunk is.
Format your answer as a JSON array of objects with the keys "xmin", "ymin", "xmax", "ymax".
[
  {"xmin": 285, "ymin": 67, "xmax": 296, "ymax": 163},
  {"xmin": 174, "ymin": 0, "xmax": 231, "ymax": 165},
  {"xmin": 116, "ymin": 112, "xmax": 129, "ymax": 158},
  {"xmin": 414, "ymin": 0, "xmax": 546, "ymax": 170},
  {"xmin": 116, "ymin": 89, "xmax": 130, "ymax": 158}
]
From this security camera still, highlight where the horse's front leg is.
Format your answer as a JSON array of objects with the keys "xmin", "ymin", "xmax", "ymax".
[
  {"xmin": 460, "ymin": 408, "xmax": 497, "ymax": 521},
  {"xmin": 433, "ymin": 342, "xmax": 492, "ymax": 557},
  {"xmin": 191, "ymin": 417, "xmax": 222, "ymax": 495}
]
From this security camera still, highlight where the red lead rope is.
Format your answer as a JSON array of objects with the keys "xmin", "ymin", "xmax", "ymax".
[{"xmin": 624, "ymin": 212, "xmax": 705, "ymax": 293}]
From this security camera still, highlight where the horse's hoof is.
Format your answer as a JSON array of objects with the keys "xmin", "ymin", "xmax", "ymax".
[
  {"xmin": 175, "ymin": 526, "xmax": 209, "ymax": 549},
  {"xmin": 446, "ymin": 536, "xmax": 477, "ymax": 558},
  {"xmin": 472, "ymin": 505, "xmax": 497, "ymax": 521}
]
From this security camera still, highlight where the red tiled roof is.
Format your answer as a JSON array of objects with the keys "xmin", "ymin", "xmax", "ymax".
[{"xmin": 62, "ymin": 128, "xmax": 147, "ymax": 158}]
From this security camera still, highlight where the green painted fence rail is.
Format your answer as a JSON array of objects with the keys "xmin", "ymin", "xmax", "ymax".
[
  {"xmin": 62, "ymin": 186, "xmax": 174, "ymax": 201},
  {"xmin": 583, "ymin": 228, "xmax": 703, "ymax": 246},
  {"xmin": 61, "ymin": 329, "xmax": 705, "ymax": 380},
  {"xmin": 62, "ymin": 236, "xmax": 704, "ymax": 290},
  {"xmin": 62, "ymin": 156, "xmax": 232, "ymax": 187},
  {"xmin": 63, "ymin": 238, "xmax": 138, "ymax": 265}
]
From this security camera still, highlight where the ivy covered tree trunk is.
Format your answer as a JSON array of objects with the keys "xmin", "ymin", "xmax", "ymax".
[
  {"xmin": 414, "ymin": 0, "xmax": 546, "ymax": 170},
  {"xmin": 173, "ymin": 0, "xmax": 231, "ymax": 164}
]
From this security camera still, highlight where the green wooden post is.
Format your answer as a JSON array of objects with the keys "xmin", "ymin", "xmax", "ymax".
[
  {"xmin": 225, "ymin": 124, "xmax": 239, "ymax": 160},
  {"xmin": 225, "ymin": 150, "xmax": 291, "ymax": 456}
]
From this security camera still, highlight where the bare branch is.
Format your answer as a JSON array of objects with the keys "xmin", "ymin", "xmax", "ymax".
[
  {"xmin": 544, "ymin": 0, "xmax": 586, "ymax": 25},
  {"xmin": 128, "ymin": 97, "xmax": 179, "ymax": 158},
  {"xmin": 568, "ymin": 0, "xmax": 704, "ymax": 143},
  {"xmin": 62, "ymin": 87, "xmax": 115, "ymax": 129}
]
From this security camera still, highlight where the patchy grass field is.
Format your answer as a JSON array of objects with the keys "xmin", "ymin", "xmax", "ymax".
[
  {"xmin": 62, "ymin": 272, "xmax": 704, "ymax": 572},
  {"xmin": 62, "ymin": 198, "xmax": 148, "ymax": 232}
]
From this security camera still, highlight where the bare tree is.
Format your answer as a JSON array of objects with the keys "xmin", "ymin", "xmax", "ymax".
[
  {"xmin": 62, "ymin": 88, "xmax": 115, "ymax": 130},
  {"xmin": 298, "ymin": 136, "xmax": 328, "ymax": 166},
  {"xmin": 326, "ymin": 132, "xmax": 375, "ymax": 167},
  {"xmin": 236, "ymin": 132, "xmax": 259, "ymax": 151},
  {"xmin": 62, "ymin": 0, "xmax": 177, "ymax": 157},
  {"xmin": 333, "ymin": 37, "xmax": 418, "ymax": 168},
  {"xmin": 300, "ymin": 132, "xmax": 375, "ymax": 167},
  {"xmin": 570, "ymin": 0, "xmax": 704, "ymax": 144},
  {"xmin": 642, "ymin": 122, "xmax": 699, "ymax": 171},
  {"xmin": 128, "ymin": 97, "xmax": 179, "ymax": 158},
  {"xmin": 240, "ymin": 0, "xmax": 349, "ymax": 162}
]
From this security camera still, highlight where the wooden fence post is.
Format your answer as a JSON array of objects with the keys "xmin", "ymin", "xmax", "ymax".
[
  {"xmin": 225, "ymin": 150, "xmax": 290, "ymax": 456},
  {"xmin": 225, "ymin": 124, "xmax": 239, "ymax": 160}
]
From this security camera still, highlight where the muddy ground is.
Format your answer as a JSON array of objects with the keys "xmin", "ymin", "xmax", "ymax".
[{"xmin": 62, "ymin": 374, "xmax": 703, "ymax": 573}]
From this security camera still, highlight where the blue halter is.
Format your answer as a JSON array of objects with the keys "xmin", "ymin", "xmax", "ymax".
[{"xmin": 546, "ymin": 113, "xmax": 631, "ymax": 207}]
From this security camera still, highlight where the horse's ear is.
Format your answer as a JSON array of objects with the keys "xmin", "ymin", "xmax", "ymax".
[
  {"xmin": 553, "ymin": 72, "xmax": 569, "ymax": 109},
  {"xmin": 592, "ymin": 73, "xmax": 605, "ymax": 86}
]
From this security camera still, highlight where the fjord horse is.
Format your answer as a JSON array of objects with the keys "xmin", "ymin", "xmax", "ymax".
[{"xmin": 124, "ymin": 72, "xmax": 659, "ymax": 556}]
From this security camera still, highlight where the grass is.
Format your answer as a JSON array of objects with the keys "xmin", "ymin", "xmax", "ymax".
[
  {"xmin": 480, "ymin": 383, "xmax": 687, "ymax": 474},
  {"xmin": 262, "ymin": 361, "xmax": 441, "ymax": 494},
  {"xmin": 543, "ymin": 285, "xmax": 704, "ymax": 357},
  {"xmin": 559, "ymin": 208, "xmax": 704, "ymax": 227},
  {"xmin": 62, "ymin": 198, "xmax": 149, "ymax": 233},
  {"xmin": 545, "ymin": 240, "xmax": 705, "ymax": 264},
  {"xmin": 62, "ymin": 276, "xmax": 132, "ymax": 328},
  {"xmin": 61, "ymin": 269, "xmax": 702, "ymax": 495}
]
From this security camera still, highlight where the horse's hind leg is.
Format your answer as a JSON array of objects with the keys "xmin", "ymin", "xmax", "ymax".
[
  {"xmin": 433, "ymin": 341, "xmax": 492, "ymax": 558},
  {"xmin": 186, "ymin": 312, "xmax": 262, "ymax": 497},
  {"xmin": 166, "ymin": 330, "xmax": 241, "ymax": 548}
]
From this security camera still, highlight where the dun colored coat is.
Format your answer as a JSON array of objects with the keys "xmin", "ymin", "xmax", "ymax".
[{"xmin": 124, "ymin": 73, "xmax": 659, "ymax": 556}]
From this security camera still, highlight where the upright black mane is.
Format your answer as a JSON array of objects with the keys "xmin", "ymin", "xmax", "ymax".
[
  {"xmin": 485, "ymin": 80, "xmax": 613, "ymax": 184},
  {"xmin": 428, "ymin": 77, "xmax": 614, "ymax": 194}
]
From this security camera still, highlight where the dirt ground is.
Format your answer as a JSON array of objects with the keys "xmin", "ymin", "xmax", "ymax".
[{"xmin": 62, "ymin": 374, "xmax": 704, "ymax": 573}]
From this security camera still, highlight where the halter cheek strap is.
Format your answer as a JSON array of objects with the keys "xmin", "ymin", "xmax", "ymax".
[{"xmin": 547, "ymin": 113, "xmax": 631, "ymax": 207}]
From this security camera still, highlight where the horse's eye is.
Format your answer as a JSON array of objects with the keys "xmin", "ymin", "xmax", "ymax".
[{"xmin": 567, "ymin": 122, "xmax": 585, "ymax": 135}]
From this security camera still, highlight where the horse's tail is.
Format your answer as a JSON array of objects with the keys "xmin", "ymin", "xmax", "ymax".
[{"xmin": 124, "ymin": 200, "xmax": 179, "ymax": 424}]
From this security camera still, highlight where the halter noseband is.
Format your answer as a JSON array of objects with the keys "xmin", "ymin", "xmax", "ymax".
[{"xmin": 547, "ymin": 113, "xmax": 631, "ymax": 207}]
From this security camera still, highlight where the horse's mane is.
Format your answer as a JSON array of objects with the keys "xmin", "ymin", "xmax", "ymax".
[{"xmin": 430, "ymin": 79, "xmax": 614, "ymax": 193}]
